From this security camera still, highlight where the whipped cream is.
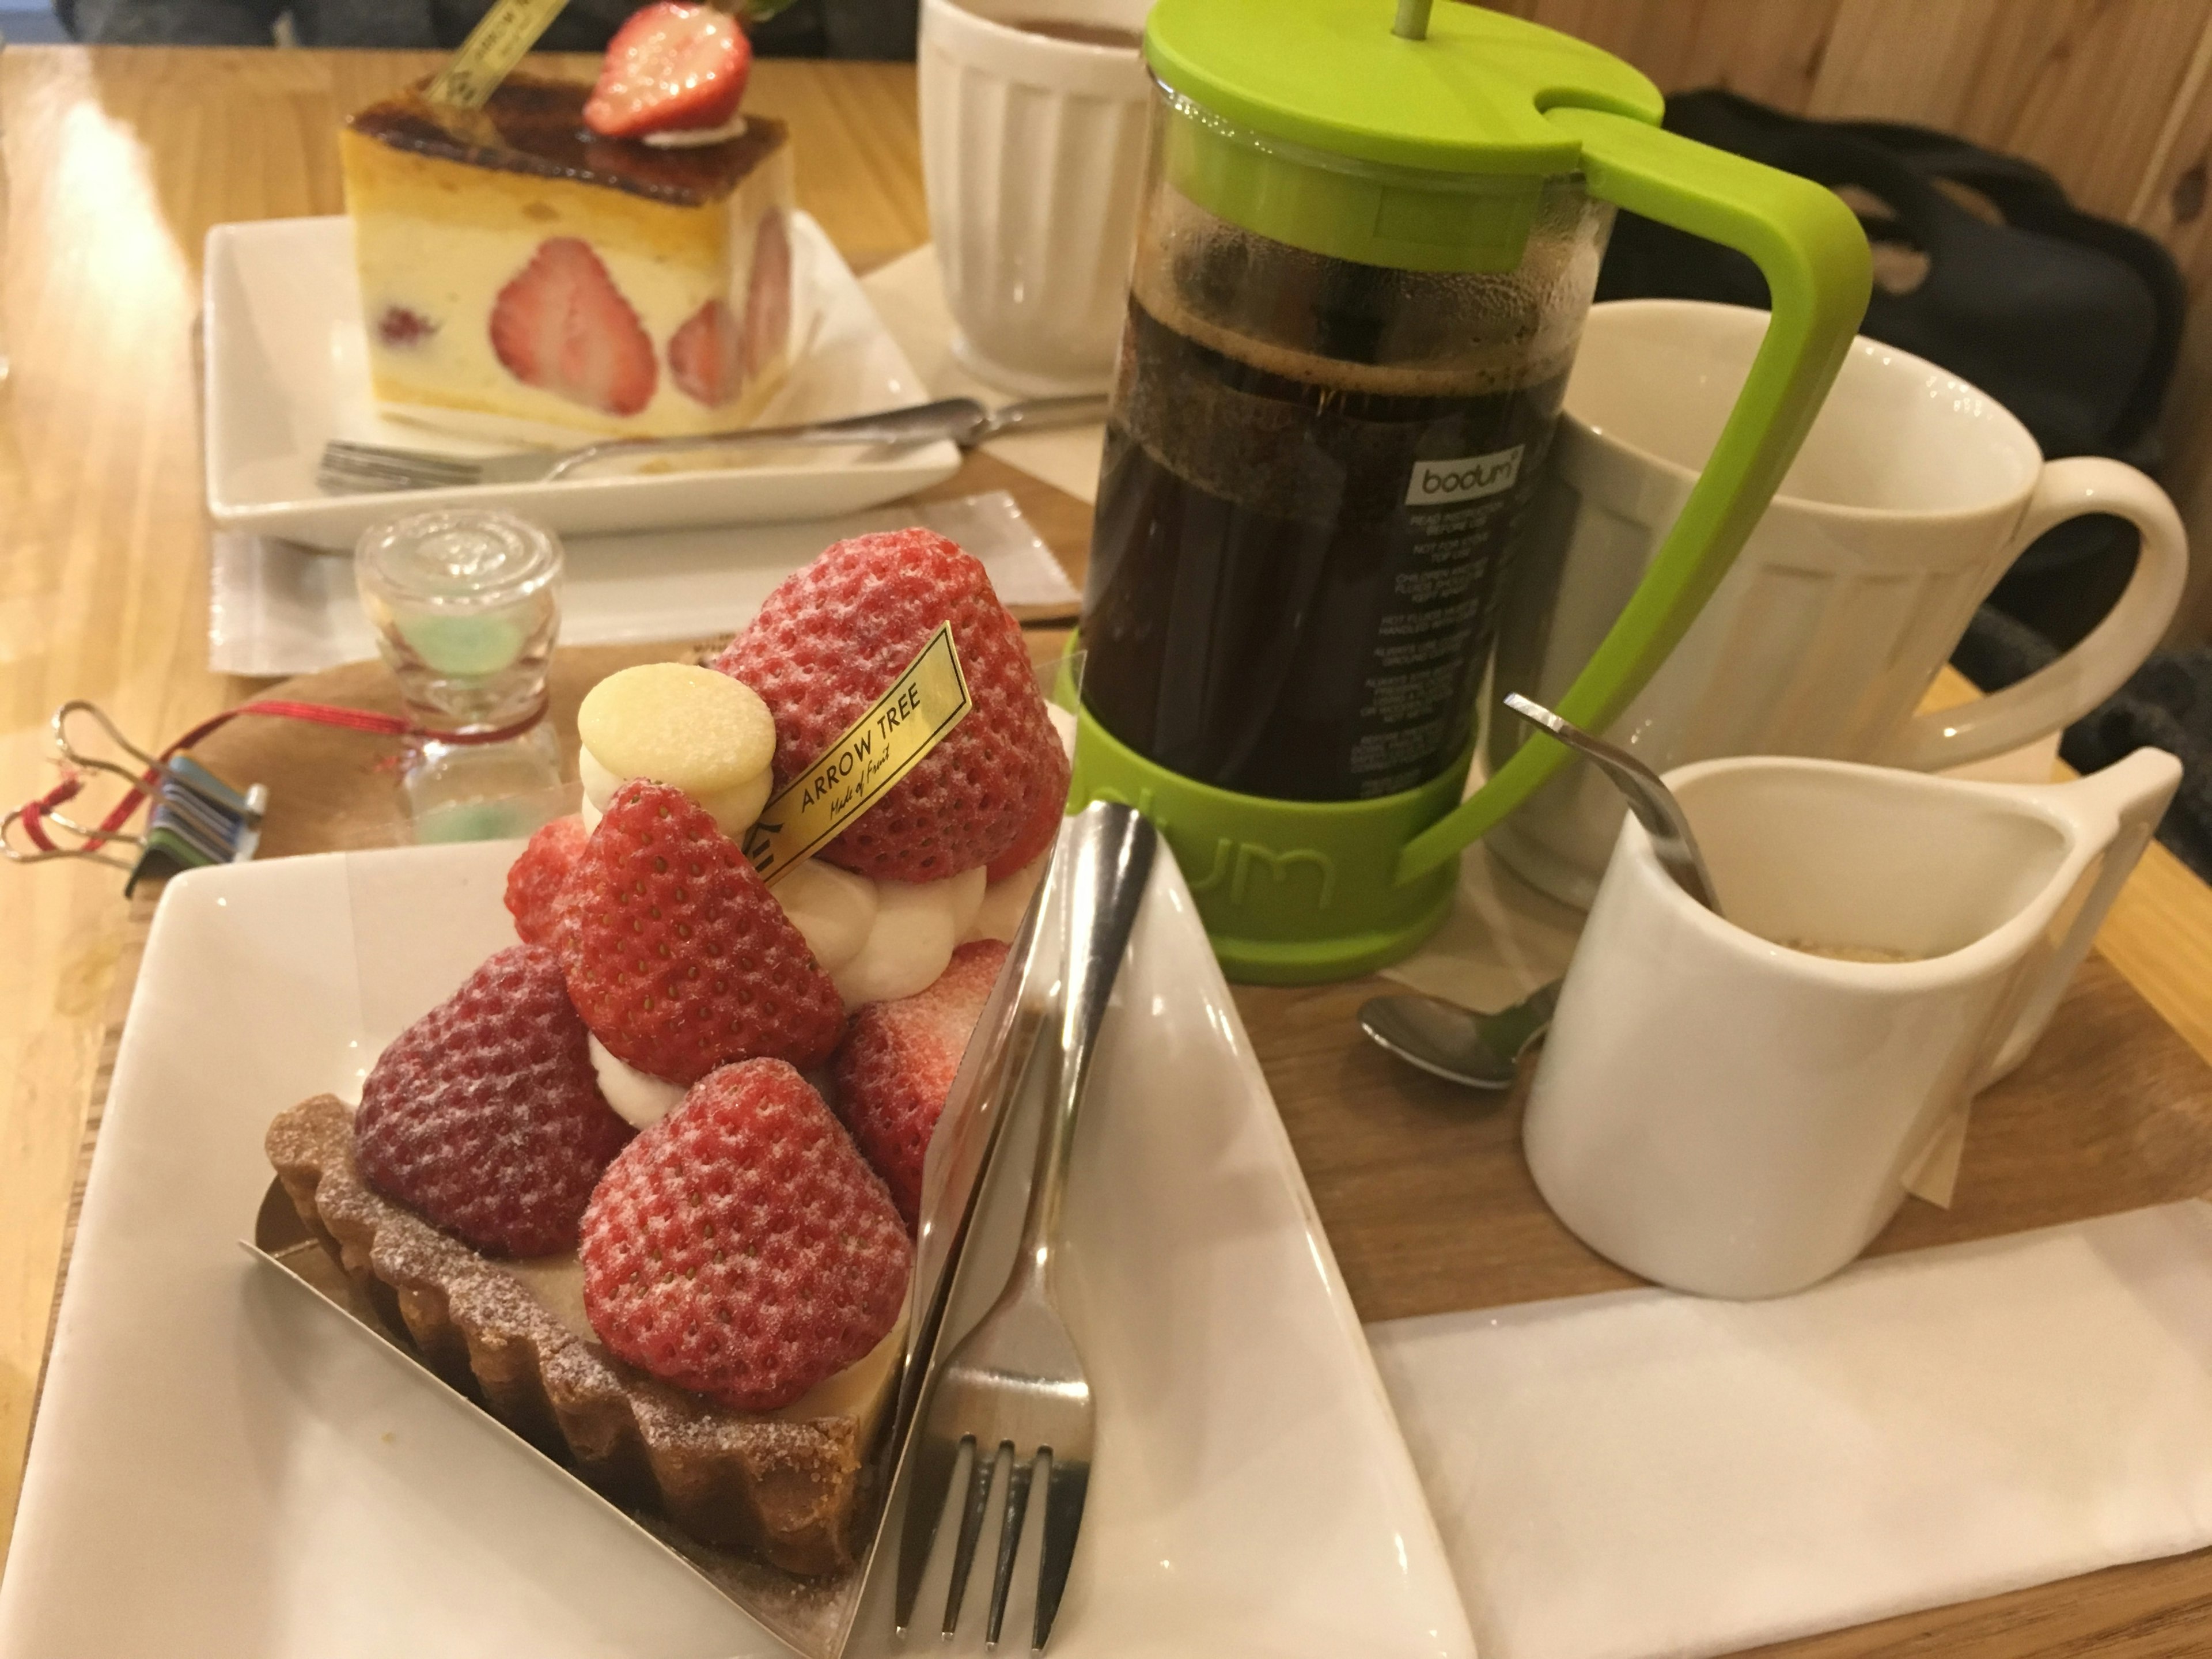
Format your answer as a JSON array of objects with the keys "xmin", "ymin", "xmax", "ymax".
[
  {"xmin": 776, "ymin": 858, "xmax": 879, "ymax": 972},
  {"xmin": 640, "ymin": 114, "xmax": 749, "ymax": 149},
  {"xmin": 831, "ymin": 873, "xmax": 963, "ymax": 1005},
  {"xmin": 789, "ymin": 854, "xmax": 1033, "ymax": 1002},
  {"xmin": 588, "ymin": 1034, "xmax": 687, "ymax": 1130},
  {"xmin": 945, "ymin": 862, "xmax": 988, "ymax": 937},
  {"xmin": 968, "ymin": 849, "xmax": 1048, "ymax": 944}
]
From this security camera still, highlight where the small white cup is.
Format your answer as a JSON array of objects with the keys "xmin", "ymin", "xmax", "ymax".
[
  {"xmin": 1491, "ymin": 299, "xmax": 2189, "ymax": 908},
  {"xmin": 917, "ymin": 0, "xmax": 1152, "ymax": 395},
  {"xmin": 1523, "ymin": 747, "xmax": 2181, "ymax": 1300}
]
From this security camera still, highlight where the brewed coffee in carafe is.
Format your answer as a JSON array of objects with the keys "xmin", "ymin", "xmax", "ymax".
[{"xmin": 1081, "ymin": 151, "xmax": 1610, "ymax": 802}]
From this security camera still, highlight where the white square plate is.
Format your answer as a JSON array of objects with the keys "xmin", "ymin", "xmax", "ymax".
[
  {"xmin": 0, "ymin": 842, "xmax": 1472, "ymax": 1659},
  {"xmin": 203, "ymin": 215, "xmax": 963, "ymax": 550}
]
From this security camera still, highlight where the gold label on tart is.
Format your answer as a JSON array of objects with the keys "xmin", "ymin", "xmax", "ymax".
[
  {"xmin": 745, "ymin": 624, "xmax": 972, "ymax": 886},
  {"xmin": 425, "ymin": 0, "xmax": 572, "ymax": 109}
]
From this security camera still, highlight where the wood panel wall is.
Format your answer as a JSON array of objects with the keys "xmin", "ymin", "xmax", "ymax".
[{"xmin": 1482, "ymin": 0, "xmax": 2212, "ymax": 646}]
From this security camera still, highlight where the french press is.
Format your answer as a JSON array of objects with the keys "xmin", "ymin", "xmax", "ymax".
[{"xmin": 1069, "ymin": 0, "xmax": 1872, "ymax": 982}]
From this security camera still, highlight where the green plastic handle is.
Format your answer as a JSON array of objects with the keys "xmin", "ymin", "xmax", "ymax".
[{"xmin": 1395, "ymin": 106, "xmax": 1870, "ymax": 885}]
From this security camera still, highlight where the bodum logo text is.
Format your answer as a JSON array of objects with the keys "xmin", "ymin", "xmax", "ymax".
[{"xmin": 1404, "ymin": 445, "xmax": 1524, "ymax": 506}]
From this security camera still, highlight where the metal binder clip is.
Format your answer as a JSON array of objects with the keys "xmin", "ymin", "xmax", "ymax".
[{"xmin": 3, "ymin": 700, "xmax": 267, "ymax": 891}]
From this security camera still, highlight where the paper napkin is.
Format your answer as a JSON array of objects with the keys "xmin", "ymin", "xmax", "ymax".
[
  {"xmin": 207, "ymin": 491, "xmax": 1078, "ymax": 676},
  {"xmin": 1368, "ymin": 1201, "xmax": 2212, "ymax": 1659}
]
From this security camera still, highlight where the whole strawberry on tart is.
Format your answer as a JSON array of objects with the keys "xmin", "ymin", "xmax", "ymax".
[
  {"xmin": 264, "ymin": 526, "xmax": 1071, "ymax": 1578},
  {"xmin": 339, "ymin": 1, "xmax": 799, "ymax": 441}
]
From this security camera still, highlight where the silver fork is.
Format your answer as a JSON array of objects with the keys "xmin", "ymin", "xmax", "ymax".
[
  {"xmin": 314, "ymin": 393, "xmax": 1107, "ymax": 495},
  {"xmin": 895, "ymin": 801, "xmax": 1156, "ymax": 1651}
]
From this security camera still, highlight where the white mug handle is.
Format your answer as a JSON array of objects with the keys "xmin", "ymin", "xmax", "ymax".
[
  {"xmin": 1976, "ymin": 747, "xmax": 2183, "ymax": 1086},
  {"xmin": 1881, "ymin": 457, "xmax": 2187, "ymax": 771}
]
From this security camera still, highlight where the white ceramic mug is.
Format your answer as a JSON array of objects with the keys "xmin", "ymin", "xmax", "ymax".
[
  {"xmin": 1490, "ymin": 299, "xmax": 2189, "ymax": 908},
  {"xmin": 916, "ymin": 0, "xmax": 1152, "ymax": 395},
  {"xmin": 1523, "ymin": 747, "xmax": 2181, "ymax": 1299}
]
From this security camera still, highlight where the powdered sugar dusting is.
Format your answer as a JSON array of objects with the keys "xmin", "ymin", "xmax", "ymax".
[
  {"xmin": 353, "ymin": 943, "xmax": 634, "ymax": 1257},
  {"xmin": 580, "ymin": 1059, "xmax": 911, "ymax": 1411}
]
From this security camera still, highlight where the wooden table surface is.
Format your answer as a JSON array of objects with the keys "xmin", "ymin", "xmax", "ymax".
[{"xmin": 6, "ymin": 42, "xmax": 2212, "ymax": 1656}]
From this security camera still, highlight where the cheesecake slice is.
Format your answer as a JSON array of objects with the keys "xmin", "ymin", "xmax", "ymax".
[
  {"xmin": 340, "ymin": 78, "xmax": 798, "ymax": 441},
  {"xmin": 266, "ymin": 1093, "xmax": 896, "ymax": 1575}
]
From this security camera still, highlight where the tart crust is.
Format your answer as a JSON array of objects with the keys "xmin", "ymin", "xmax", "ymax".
[{"xmin": 266, "ymin": 1093, "xmax": 870, "ymax": 1577}]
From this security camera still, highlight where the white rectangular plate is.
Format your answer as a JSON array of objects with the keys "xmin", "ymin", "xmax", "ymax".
[
  {"xmin": 0, "ymin": 842, "xmax": 1472, "ymax": 1659},
  {"xmin": 203, "ymin": 215, "xmax": 962, "ymax": 550}
]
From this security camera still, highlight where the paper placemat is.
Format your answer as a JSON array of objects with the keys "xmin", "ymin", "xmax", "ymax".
[
  {"xmin": 208, "ymin": 491, "xmax": 1078, "ymax": 676},
  {"xmin": 1368, "ymin": 1200, "xmax": 2212, "ymax": 1659}
]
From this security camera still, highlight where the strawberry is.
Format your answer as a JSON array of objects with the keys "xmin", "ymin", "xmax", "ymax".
[
  {"xmin": 559, "ymin": 779, "xmax": 843, "ymax": 1085},
  {"xmin": 489, "ymin": 238, "xmax": 657, "ymax": 417},
  {"xmin": 713, "ymin": 529, "xmax": 1063, "ymax": 881},
  {"xmin": 741, "ymin": 211, "xmax": 791, "ymax": 381},
  {"xmin": 505, "ymin": 815, "xmax": 589, "ymax": 945},
  {"xmin": 580, "ymin": 1058, "xmax": 911, "ymax": 1411},
  {"xmin": 831, "ymin": 940, "xmax": 1009, "ymax": 1226},
  {"xmin": 585, "ymin": 2, "xmax": 752, "ymax": 139},
  {"xmin": 376, "ymin": 305, "xmax": 437, "ymax": 348},
  {"xmin": 985, "ymin": 763, "xmax": 1066, "ymax": 882},
  {"xmin": 668, "ymin": 297, "xmax": 743, "ymax": 407},
  {"xmin": 354, "ymin": 944, "xmax": 633, "ymax": 1257}
]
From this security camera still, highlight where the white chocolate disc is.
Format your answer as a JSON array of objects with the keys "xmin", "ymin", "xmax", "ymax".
[
  {"xmin": 577, "ymin": 664, "xmax": 777, "ymax": 798},
  {"xmin": 775, "ymin": 859, "xmax": 880, "ymax": 972},
  {"xmin": 588, "ymin": 1033, "xmax": 687, "ymax": 1130},
  {"xmin": 578, "ymin": 737, "xmax": 771, "ymax": 837},
  {"xmin": 698, "ymin": 767, "xmax": 773, "ymax": 836}
]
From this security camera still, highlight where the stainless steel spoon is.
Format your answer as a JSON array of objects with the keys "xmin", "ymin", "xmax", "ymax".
[
  {"xmin": 1357, "ymin": 695, "xmax": 1728, "ymax": 1090},
  {"xmin": 1502, "ymin": 692, "xmax": 1724, "ymax": 914},
  {"xmin": 1358, "ymin": 980, "xmax": 1560, "ymax": 1089}
]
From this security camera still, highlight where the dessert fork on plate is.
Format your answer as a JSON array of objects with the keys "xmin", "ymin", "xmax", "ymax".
[
  {"xmin": 314, "ymin": 393, "xmax": 1108, "ymax": 495},
  {"xmin": 895, "ymin": 801, "xmax": 1156, "ymax": 1652}
]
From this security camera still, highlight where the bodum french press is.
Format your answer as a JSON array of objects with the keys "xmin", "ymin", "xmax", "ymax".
[{"xmin": 1069, "ymin": 0, "xmax": 1872, "ymax": 981}]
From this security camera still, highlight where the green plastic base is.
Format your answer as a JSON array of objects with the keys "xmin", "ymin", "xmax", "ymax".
[{"xmin": 1067, "ymin": 700, "xmax": 1465, "ymax": 984}]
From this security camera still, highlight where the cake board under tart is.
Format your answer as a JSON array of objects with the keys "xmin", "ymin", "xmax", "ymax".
[{"xmin": 247, "ymin": 1168, "xmax": 867, "ymax": 1652}]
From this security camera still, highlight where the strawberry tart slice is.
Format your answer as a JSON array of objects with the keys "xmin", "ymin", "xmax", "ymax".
[{"xmin": 266, "ymin": 524, "xmax": 1071, "ymax": 1577}]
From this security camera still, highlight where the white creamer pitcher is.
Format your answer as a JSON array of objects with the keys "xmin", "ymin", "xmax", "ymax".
[{"xmin": 1524, "ymin": 747, "xmax": 2182, "ymax": 1299}]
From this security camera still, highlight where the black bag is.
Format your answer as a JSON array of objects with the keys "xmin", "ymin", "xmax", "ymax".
[{"xmin": 1594, "ymin": 90, "xmax": 2186, "ymax": 648}]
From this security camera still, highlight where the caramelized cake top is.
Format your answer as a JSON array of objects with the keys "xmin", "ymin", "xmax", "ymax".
[{"xmin": 349, "ymin": 77, "xmax": 788, "ymax": 207}]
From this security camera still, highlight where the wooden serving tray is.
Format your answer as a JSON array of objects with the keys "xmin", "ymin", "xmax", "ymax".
[{"xmin": 187, "ymin": 639, "xmax": 2212, "ymax": 1319}]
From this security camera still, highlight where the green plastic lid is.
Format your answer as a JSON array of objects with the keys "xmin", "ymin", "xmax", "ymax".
[{"xmin": 1143, "ymin": 0, "xmax": 1665, "ymax": 270}]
